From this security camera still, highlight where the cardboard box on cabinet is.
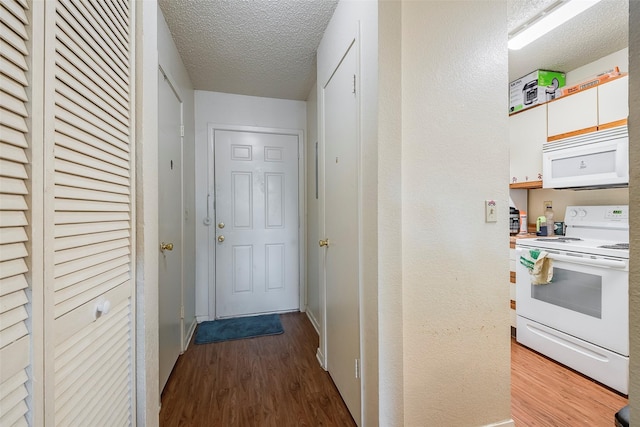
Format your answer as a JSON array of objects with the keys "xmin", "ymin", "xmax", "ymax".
[{"xmin": 509, "ymin": 70, "xmax": 566, "ymax": 114}]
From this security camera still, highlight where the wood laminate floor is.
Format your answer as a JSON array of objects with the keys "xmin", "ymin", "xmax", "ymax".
[{"xmin": 160, "ymin": 312, "xmax": 628, "ymax": 426}]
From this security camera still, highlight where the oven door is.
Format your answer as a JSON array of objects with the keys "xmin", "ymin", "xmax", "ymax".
[{"xmin": 515, "ymin": 247, "xmax": 628, "ymax": 355}]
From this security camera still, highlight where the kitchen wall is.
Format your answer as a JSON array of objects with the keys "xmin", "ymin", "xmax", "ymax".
[
  {"xmin": 381, "ymin": 1, "xmax": 512, "ymax": 425},
  {"xmin": 193, "ymin": 91, "xmax": 307, "ymax": 320}
]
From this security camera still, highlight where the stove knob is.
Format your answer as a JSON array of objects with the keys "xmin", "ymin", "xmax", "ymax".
[
  {"xmin": 578, "ymin": 209, "xmax": 587, "ymax": 217},
  {"xmin": 568, "ymin": 209, "xmax": 578, "ymax": 217}
]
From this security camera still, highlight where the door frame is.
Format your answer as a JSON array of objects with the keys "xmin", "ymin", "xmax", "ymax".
[
  {"xmin": 158, "ymin": 64, "xmax": 186, "ymax": 351},
  {"xmin": 206, "ymin": 124, "xmax": 306, "ymax": 319}
]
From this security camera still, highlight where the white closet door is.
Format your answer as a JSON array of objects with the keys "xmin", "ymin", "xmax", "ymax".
[
  {"xmin": 0, "ymin": 0, "xmax": 31, "ymax": 425},
  {"xmin": 44, "ymin": 1, "xmax": 135, "ymax": 425}
]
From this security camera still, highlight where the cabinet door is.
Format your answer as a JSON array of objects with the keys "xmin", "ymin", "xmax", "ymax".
[
  {"xmin": 547, "ymin": 88, "xmax": 598, "ymax": 138},
  {"xmin": 509, "ymin": 105, "xmax": 546, "ymax": 184},
  {"xmin": 598, "ymin": 75, "xmax": 628, "ymax": 126}
]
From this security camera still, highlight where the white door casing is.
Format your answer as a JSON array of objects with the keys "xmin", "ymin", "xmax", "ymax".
[
  {"xmin": 158, "ymin": 66, "xmax": 184, "ymax": 392},
  {"xmin": 320, "ymin": 39, "xmax": 362, "ymax": 424},
  {"xmin": 213, "ymin": 128, "xmax": 301, "ymax": 318}
]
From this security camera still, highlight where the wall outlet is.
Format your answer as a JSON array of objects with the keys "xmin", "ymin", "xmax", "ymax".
[
  {"xmin": 485, "ymin": 200, "xmax": 497, "ymax": 223},
  {"xmin": 543, "ymin": 200, "xmax": 552, "ymax": 210}
]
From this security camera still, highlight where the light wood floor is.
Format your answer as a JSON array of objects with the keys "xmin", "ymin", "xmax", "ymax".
[{"xmin": 160, "ymin": 312, "xmax": 627, "ymax": 426}]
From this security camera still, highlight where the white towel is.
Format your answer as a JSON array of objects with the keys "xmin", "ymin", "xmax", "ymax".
[{"xmin": 519, "ymin": 249, "xmax": 553, "ymax": 285}]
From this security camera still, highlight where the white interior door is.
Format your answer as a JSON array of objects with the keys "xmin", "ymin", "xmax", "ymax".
[
  {"xmin": 158, "ymin": 68, "xmax": 183, "ymax": 392},
  {"xmin": 322, "ymin": 42, "xmax": 361, "ymax": 424},
  {"xmin": 214, "ymin": 129, "xmax": 299, "ymax": 318}
]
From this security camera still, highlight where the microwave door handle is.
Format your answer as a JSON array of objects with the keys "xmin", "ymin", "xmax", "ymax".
[{"xmin": 546, "ymin": 253, "xmax": 627, "ymax": 269}]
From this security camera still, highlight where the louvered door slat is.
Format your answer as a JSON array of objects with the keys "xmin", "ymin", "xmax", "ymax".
[
  {"xmin": 0, "ymin": 124, "xmax": 28, "ymax": 148},
  {"xmin": 0, "ymin": 39, "xmax": 27, "ymax": 70},
  {"xmin": 0, "ymin": 242, "xmax": 27, "ymax": 261},
  {"xmin": 55, "ymin": 211, "xmax": 130, "ymax": 225},
  {"xmin": 56, "ymin": 1, "xmax": 128, "ymax": 88},
  {"xmin": 55, "ymin": 173, "xmax": 129, "ymax": 196},
  {"xmin": 55, "ymin": 222, "xmax": 129, "ymax": 240},
  {"xmin": 0, "ymin": 56, "xmax": 27, "ymax": 85},
  {"xmin": 55, "ymin": 34, "xmax": 129, "ymax": 115},
  {"xmin": 45, "ymin": 0, "xmax": 134, "ymax": 424},
  {"xmin": 56, "ymin": 144, "xmax": 129, "ymax": 177},
  {"xmin": 55, "ymin": 78, "xmax": 130, "ymax": 137},
  {"xmin": 71, "ymin": 0, "xmax": 128, "ymax": 61},
  {"xmin": 0, "ymin": 2, "xmax": 29, "ymax": 421},
  {"xmin": 92, "ymin": 0, "xmax": 128, "ymax": 45}
]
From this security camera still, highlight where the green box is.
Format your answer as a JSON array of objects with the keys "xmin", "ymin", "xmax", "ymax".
[{"xmin": 509, "ymin": 70, "xmax": 566, "ymax": 114}]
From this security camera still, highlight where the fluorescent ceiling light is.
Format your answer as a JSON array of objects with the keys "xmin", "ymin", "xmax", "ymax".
[{"xmin": 508, "ymin": 0, "xmax": 603, "ymax": 50}]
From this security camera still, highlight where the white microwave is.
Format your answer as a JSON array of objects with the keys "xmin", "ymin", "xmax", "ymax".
[{"xmin": 542, "ymin": 126, "xmax": 628, "ymax": 189}]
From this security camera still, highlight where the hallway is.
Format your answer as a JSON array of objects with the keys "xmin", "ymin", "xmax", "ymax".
[{"xmin": 159, "ymin": 312, "xmax": 356, "ymax": 426}]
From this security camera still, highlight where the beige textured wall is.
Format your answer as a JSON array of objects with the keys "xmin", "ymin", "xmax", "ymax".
[
  {"xmin": 628, "ymin": 1, "xmax": 639, "ymax": 424},
  {"xmin": 399, "ymin": 1, "xmax": 512, "ymax": 425}
]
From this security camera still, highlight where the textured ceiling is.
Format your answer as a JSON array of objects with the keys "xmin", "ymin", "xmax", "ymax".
[
  {"xmin": 159, "ymin": 0, "xmax": 628, "ymax": 101},
  {"xmin": 508, "ymin": 0, "xmax": 628, "ymax": 80},
  {"xmin": 158, "ymin": 0, "xmax": 338, "ymax": 101}
]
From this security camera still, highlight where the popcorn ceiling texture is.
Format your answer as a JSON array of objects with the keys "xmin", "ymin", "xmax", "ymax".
[
  {"xmin": 159, "ymin": 0, "xmax": 338, "ymax": 100},
  {"xmin": 507, "ymin": 0, "xmax": 627, "ymax": 80}
]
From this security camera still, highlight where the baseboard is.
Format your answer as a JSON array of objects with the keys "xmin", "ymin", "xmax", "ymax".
[
  {"xmin": 316, "ymin": 347, "xmax": 326, "ymax": 370},
  {"xmin": 196, "ymin": 315, "xmax": 209, "ymax": 323},
  {"xmin": 184, "ymin": 318, "xmax": 197, "ymax": 351},
  {"xmin": 305, "ymin": 309, "xmax": 320, "ymax": 335},
  {"xmin": 483, "ymin": 419, "xmax": 515, "ymax": 427}
]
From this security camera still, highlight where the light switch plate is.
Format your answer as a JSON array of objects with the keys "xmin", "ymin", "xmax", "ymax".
[{"xmin": 485, "ymin": 200, "xmax": 497, "ymax": 223}]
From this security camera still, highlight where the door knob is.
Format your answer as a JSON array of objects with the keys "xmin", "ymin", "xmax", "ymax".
[
  {"xmin": 218, "ymin": 235, "xmax": 225, "ymax": 243},
  {"xmin": 319, "ymin": 239, "xmax": 329, "ymax": 247},
  {"xmin": 218, "ymin": 222, "xmax": 225, "ymax": 229},
  {"xmin": 160, "ymin": 242, "xmax": 174, "ymax": 251}
]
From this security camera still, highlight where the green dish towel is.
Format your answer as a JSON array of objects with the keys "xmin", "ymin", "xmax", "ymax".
[{"xmin": 519, "ymin": 249, "xmax": 553, "ymax": 285}]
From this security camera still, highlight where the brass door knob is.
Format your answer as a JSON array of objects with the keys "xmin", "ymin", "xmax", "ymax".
[
  {"xmin": 217, "ymin": 235, "xmax": 225, "ymax": 243},
  {"xmin": 319, "ymin": 239, "xmax": 329, "ymax": 247},
  {"xmin": 160, "ymin": 242, "xmax": 174, "ymax": 251},
  {"xmin": 218, "ymin": 222, "xmax": 225, "ymax": 229}
]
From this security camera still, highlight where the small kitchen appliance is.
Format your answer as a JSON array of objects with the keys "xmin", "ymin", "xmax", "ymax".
[
  {"xmin": 510, "ymin": 207, "xmax": 520, "ymax": 235},
  {"xmin": 516, "ymin": 205, "xmax": 629, "ymax": 393}
]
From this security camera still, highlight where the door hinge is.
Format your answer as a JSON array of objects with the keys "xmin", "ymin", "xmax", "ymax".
[
  {"xmin": 180, "ymin": 125, "xmax": 185, "ymax": 137},
  {"xmin": 355, "ymin": 358, "xmax": 360, "ymax": 379},
  {"xmin": 352, "ymin": 74, "xmax": 356, "ymax": 94}
]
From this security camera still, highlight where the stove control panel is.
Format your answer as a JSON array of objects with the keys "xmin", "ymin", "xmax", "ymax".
[
  {"xmin": 565, "ymin": 205, "xmax": 629, "ymax": 227},
  {"xmin": 606, "ymin": 207, "xmax": 628, "ymax": 219}
]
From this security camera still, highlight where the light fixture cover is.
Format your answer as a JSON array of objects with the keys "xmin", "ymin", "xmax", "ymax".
[{"xmin": 509, "ymin": 0, "xmax": 603, "ymax": 50}]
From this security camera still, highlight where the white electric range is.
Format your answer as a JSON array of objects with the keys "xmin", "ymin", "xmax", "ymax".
[{"xmin": 515, "ymin": 205, "xmax": 629, "ymax": 394}]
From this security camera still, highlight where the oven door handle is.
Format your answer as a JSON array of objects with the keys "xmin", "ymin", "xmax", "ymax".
[{"xmin": 546, "ymin": 253, "xmax": 627, "ymax": 269}]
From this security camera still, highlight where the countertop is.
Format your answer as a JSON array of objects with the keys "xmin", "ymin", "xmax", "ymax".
[{"xmin": 510, "ymin": 232, "xmax": 539, "ymax": 249}]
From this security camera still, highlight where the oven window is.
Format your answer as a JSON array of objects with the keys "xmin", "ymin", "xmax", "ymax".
[{"xmin": 531, "ymin": 267, "xmax": 602, "ymax": 318}]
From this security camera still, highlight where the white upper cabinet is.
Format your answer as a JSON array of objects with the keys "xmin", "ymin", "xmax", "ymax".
[
  {"xmin": 547, "ymin": 75, "xmax": 628, "ymax": 139},
  {"xmin": 509, "ymin": 105, "xmax": 546, "ymax": 185},
  {"xmin": 547, "ymin": 87, "xmax": 598, "ymax": 139},
  {"xmin": 598, "ymin": 75, "xmax": 629, "ymax": 125}
]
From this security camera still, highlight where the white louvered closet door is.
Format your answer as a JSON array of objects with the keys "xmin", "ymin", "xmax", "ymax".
[
  {"xmin": 0, "ymin": 0, "xmax": 31, "ymax": 425},
  {"xmin": 43, "ymin": 1, "xmax": 135, "ymax": 425}
]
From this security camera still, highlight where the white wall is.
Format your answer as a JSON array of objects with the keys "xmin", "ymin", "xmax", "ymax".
[
  {"xmin": 158, "ymin": 7, "xmax": 197, "ymax": 348},
  {"xmin": 628, "ymin": 2, "xmax": 639, "ymax": 424},
  {"xmin": 305, "ymin": 84, "xmax": 321, "ymax": 330},
  {"xmin": 194, "ymin": 91, "xmax": 307, "ymax": 320},
  {"xmin": 566, "ymin": 47, "xmax": 628, "ymax": 85},
  {"xmin": 393, "ymin": 1, "xmax": 512, "ymax": 425}
]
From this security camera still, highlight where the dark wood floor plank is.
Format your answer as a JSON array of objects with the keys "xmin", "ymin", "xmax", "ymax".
[
  {"xmin": 160, "ymin": 312, "xmax": 357, "ymax": 427},
  {"xmin": 161, "ymin": 314, "xmax": 628, "ymax": 426}
]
